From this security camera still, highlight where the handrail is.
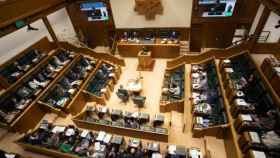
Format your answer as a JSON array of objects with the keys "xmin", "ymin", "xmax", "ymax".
[
  {"xmin": 166, "ymin": 41, "xmax": 251, "ymax": 69},
  {"xmin": 58, "ymin": 41, "xmax": 125, "ymax": 66},
  {"xmin": 110, "ymin": 33, "xmax": 118, "ymax": 55}
]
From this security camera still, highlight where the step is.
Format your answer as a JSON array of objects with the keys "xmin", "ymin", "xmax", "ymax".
[{"xmin": 180, "ymin": 40, "xmax": 189, "ymax": 45}]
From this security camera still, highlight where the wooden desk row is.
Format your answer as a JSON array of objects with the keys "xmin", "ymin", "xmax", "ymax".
[
  {"xmin": 72, "ymin": 107, "xmax": 169, "ymax": 142},
  {"xmin": 37, "ymin": 54, "xmax": 98, "ymax": 116},
  {"xmin": 190, "ymin": 58, "xmax": 230, "ymax": 138},
  {"xmin": 0, "ymin": 42, "xmax": 123, "ymax": 133},
  {"xmin": 218, "ymin": 52, "xmax": 280, "ymax": 158},
  {"xmin": 159, "ymin": 65, "xmax": 185, "ymax": 113},
  {"xmin": 261, "ymin": 57, "xmax": 280, "ymax": 98},
  {"xmin": 117, "ymin": 38, "xmax": 180, "ymax": 58},
  {"xmin": 0, "ymin": 37, "xmax": 55, "ymax": 89},
  {"xmin": 37, "ymin": 59, "xmax": 122, "ymax": 117},
  {"xmin": 0, "ymin": 48, "xmax": 76, "ymax": 133},
  {"xmin": 16, "ymin": 124, "xmax": 200, "ymax": 158},
  {"xmin": 82, "ymin": 61, "xmax": 122, "ymax": 105}
]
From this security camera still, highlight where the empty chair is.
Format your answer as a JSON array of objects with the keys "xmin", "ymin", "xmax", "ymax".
[
  {"xmin": 132, "ymin": 95, "xmax": 146, "ymax": 108},
  {"xmin": 116, "ymin": 85, "xmax": 129, "ymax": 102},
  {"xmin": 153, "ymin": 114, "xmax": 165, "ymax": 127}
]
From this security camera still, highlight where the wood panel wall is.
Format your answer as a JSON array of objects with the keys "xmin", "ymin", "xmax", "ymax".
[
  {"xmin": 190, "ymin": 0, "xmax": 260, "ymax": 51},
  {"xmin": 66, "ymin": 0, "xmax": 115, "ymax": 48}
]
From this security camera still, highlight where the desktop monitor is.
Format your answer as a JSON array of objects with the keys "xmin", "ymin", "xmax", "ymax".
[{"xmin": 80, "ymin": 2, "xmax": 109, "ymax": 21}]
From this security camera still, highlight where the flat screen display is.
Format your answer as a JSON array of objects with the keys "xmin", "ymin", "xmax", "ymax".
[
  {"xmin": 200, "ymin": 0, "xmax": 236, "ymax": 17},
  {"xmin": 80, "ymin": 2, "xmax": 109, "ymax": 21}
]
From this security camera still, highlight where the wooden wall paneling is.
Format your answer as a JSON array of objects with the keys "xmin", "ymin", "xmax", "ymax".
[
  {"xmin": 10, "ymin": 102, "xmax": 46, "ymax": 133},
  {"xmin": 202, "ymin": 22, "xmax": 236, "ymax": 48},
  {"xmin": 252, "ymin": 43, "xmax": 280, "ymax": 54},
  {"xmin": 190, "ymin": 0, "xmax": 260, "ymax": 51},
  {"xmin": 117, "ymin": 42, "xmax": 180, "ymax": 58},
  {"xmin": 66, "ymin": 0, "xmax": 115, "ymax": 48},
  {"xmin": 190, "ymin": 24, "xmax": 202, "ymax": 52}
]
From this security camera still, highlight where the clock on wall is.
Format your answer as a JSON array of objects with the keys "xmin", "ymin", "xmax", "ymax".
[{"xmin": 134, "ymin": 0, "xmax": 163, "ymax": 20}]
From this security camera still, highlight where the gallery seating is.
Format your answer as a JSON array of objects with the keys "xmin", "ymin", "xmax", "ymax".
[
  {"xmin": 219, "ymin": 53, "xmax": 280, "ymax": 158},
  {"xmin": 0, "ymin": 49, "xmax": 75, "ymax": 126},
  {"xmin": 261, "ymin": 57, "xmax": 280, "ymax": 98},
  {"xmin": 0, "ymin": 49, "xmax": 47, "ymax": 84},
  {"xmin": 84, "ymin": 62, "xmax": 121, "ymax": 104},
  {"xmin": 220, "ymin": 54, "xmax": 277, "ymax": 120},
  {"xmin": 160, "ymin": 65, "xmax": 185, "ymax": 113},
  {"xmin": 191, "ymin": 60, "xmax": 228, "ymax": 136},
  {"xmin": 86, "ymin": 63, "xmax": 115, "ymax": 96},
  {"xmin": 39, "ymin": 55, "xmax": 97, "ymax": 112}
]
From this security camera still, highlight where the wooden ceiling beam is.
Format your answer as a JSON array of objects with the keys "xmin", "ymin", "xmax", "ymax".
[
  {"xmin": 0, "ymin": 0, "xmax": 66, "ymax": 29},
  {"xmin": 259, "ymin": 0, "xmax": 280, "ymax": 15},
  {"xmin": 0, "ymin": 2, "xmax": 66, "ymax": 38}
]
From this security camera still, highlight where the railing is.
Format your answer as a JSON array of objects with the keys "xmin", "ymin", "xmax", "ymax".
[
  {"xmin": 110, "ymin": 33, "xmax": 118, "ymax": 55},
  {"xmin": 58, "ymin": 41, "xmax": 125, "ymax": 66},
  {"xmin": 166, "ymin": 41, "xmax": 251, "ymax": 69}
]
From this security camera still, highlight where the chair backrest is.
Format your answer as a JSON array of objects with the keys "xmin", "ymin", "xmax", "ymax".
[{"xmin": 132, "ymin": 96, "xmax": 146, "ymax": 107}]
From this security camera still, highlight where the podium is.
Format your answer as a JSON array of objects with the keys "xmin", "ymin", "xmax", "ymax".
[{"xmin": 137, "ymin": 50, "xmax": 155, "ymax": 71}]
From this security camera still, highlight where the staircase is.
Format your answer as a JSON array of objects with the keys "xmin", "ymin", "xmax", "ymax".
[{"xmin": 179, "ymin": 40, "xmax": 190, "ymax": 55}]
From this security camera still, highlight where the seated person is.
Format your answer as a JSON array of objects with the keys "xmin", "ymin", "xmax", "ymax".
[
  {"xmin": 164, "ymin": 83, "xmax": 180, "ymax": 97},
  {"xmin": 28, "ymin": 78, "xmax": 43, "ymax": 90},
  {"xmin": 80, "ymin": 57, "xmax": 91, "ymax": 68},
  {"xmin": 36, "ymin": 73, "xmax": 48, "ymax": 82},
  {"xmin": 199, "ymin": 75, "xmax": 208, "ymax": 90},
  {"xmin": 60, "ymin": 77, "xmax": 72, "ymax": 90},
  {"xmin": 53, "ymin": 56, "xmax": 64, "ymax": 66},
  {"xmin": 45, "ymin": 64, "xmax": 56, "ymax": 74},
  {"xmin": 253, "ymin": 109, "xmax": 280, "ymax": 132},
  {"xmin": 57, "ymin": 50, "xmax": 70, "ymax": 62},
  {"xmin": 16, "ymin": 86, "xmax": 33, "ymax": 99},
  {"xmin": 101, "ymin": 63, "xmax": 113, "ymax": 73},
  {"xmin": 46, "ymin": 85, "xmax": 69, "ymax": 108},
  {"xmin": 261, "ymin": 130, "xmax": 280, "ymax": 153},
  {"xmin": 67, "ymin": 70, "xmax": 80, "ymax": 82},
  {"xmin": 95, "ymin": 69, "xmax": 107, "ymax": 80}
]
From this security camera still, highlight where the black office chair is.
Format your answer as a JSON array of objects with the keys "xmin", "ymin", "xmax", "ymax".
[
  {"xmin": 132, "ymin": 95, "xmax": 146, "ymax": 108},
  {"xmin": 116, "ymin": 86, "xmax": 129, "ymax": 103}
]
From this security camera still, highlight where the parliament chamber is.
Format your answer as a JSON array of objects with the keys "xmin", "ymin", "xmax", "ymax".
[{"xmin": 0, "ymin": 0, "xmax": 280, "ymax": 158}]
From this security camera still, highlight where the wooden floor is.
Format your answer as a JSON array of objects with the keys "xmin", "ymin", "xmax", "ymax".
[{"xmin": 0, "ymin": 58, "xmax": 229, "ymax": 158}]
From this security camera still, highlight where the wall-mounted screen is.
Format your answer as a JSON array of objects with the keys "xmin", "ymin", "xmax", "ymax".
[
  {"xmin": 199, "ymin": 0, "xmax": 236, "ymax": 17},
  {"xmin": 80, "ymin": 2, "xmax": 109, "ymax": 21}
]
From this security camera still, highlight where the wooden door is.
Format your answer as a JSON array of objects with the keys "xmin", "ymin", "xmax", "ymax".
[{"xmin": 202, "ymin": 22, "xmax": 236, "ymax": 48}]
